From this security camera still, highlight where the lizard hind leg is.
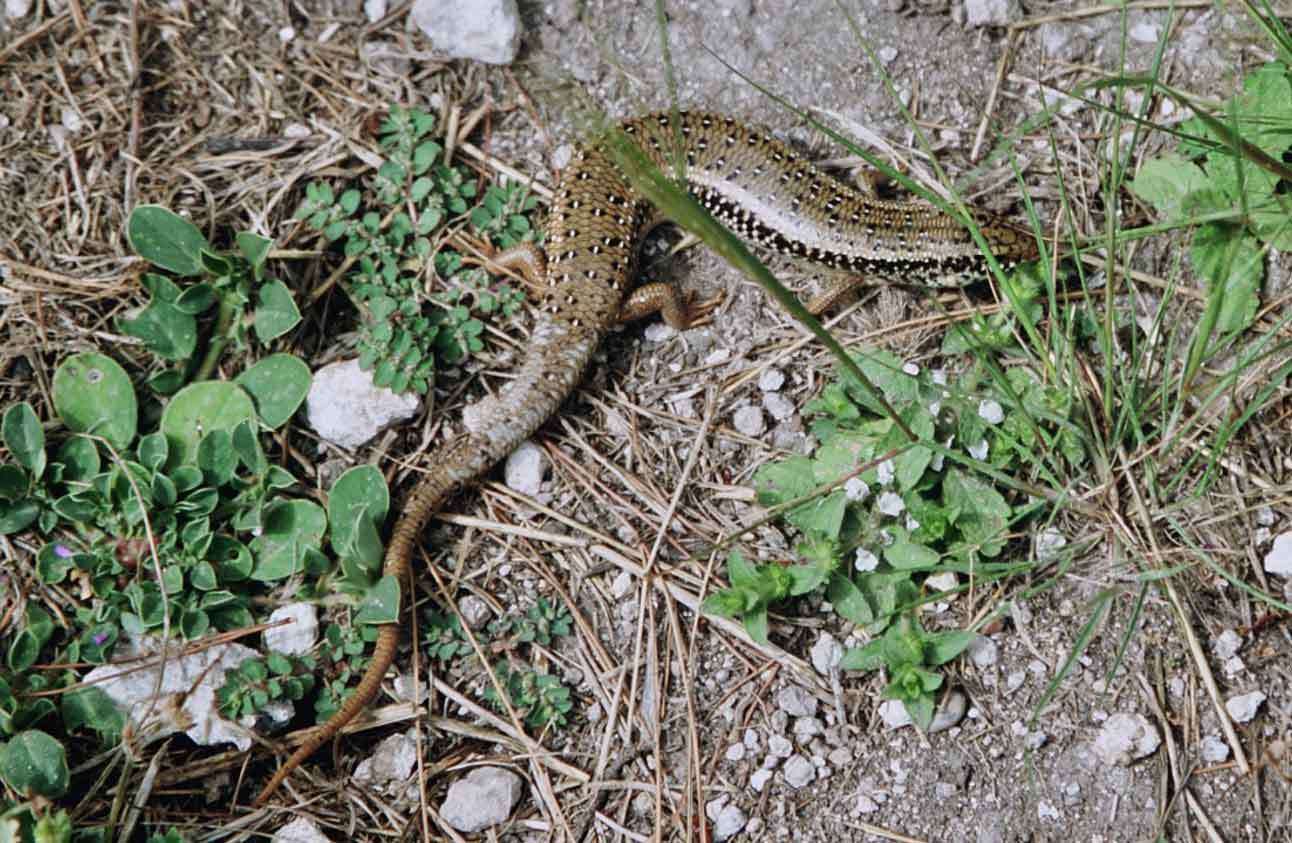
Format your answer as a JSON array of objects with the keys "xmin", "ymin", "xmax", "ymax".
[{"xmin": 618, "ymin": 280, "xmax": 692, "ymax": 330}]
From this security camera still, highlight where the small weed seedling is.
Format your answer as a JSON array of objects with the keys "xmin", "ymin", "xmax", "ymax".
[{"xmin": 293, "ymin": 105, "xmax": 531, "ymax": 394}]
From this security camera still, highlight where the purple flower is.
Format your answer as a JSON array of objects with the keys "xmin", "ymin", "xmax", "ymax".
[
  {"xmin": 92, "ymin": 631, "xmax": 109, "ymax": 646},
  {"xmin": 54, "ymin": 544, "xmax": 73, "ymax": 558}
]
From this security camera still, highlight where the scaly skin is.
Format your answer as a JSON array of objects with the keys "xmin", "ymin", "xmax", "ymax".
[{"xmin": 252, "ymin": 111, "xmax": 1037, "ymax": 805}]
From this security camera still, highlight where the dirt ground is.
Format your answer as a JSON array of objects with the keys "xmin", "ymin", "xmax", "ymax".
[{"xmin": 2, "ymin": 1, "xmax": 1291, "ymax": 841}]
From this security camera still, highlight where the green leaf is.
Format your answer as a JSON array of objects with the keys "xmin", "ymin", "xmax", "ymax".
[
  {"xmin": 1190, "ymin": 224, "xmax": 1262, "ymax": 334},
  {"xmin": 0, "ymin": 500, "xmax": 40, "ymax": 535},
  {"xmin": 884, "ymin": 541, "xmax": 939, "ymax": 570},
  {"xmin": 841, "ymin": 638, "xmax": 886, "ymax": 672},
  {"xmin": 160, "ymin": 382, "xmax": 256, "ymax": 469},
  {"xmin": 827, "ymin": 571, "xmax": 874, "ymax": 626},
  {"xmin": 116, "ymin": 281, "xmax": 197, "ymax": 362},
  {"xmin": 249, "ymin": 499, "xmax": 327, "ymax": 581},
  {"xmin": 234, "ymin": 353, "xmax": 312, "ymax": 429},
  {"xmin": 926, "ymin": 630, "xmax": 975, "ymax": 666},
  {"xmin": 254, "ymin": 280, "xmax": 302, "ymax": 342},
  {"xmin": 1126, "ymin": 154, "xmax": 1212, "ymax": 220},
  {"xmin": 0, "ymin": 729, "xmax": 69, "ymax": 798},
  {"xmin": 197, "ymin": 429, "xmax": 237, "ymax": 486},
  {"xmin": 236, "ymin": 231, "xmax": 274, "ymax": 279},
  {"xmin": 0, "ymin": 465, "xmax": 27, "ymax": 503},
  {"xmin": 52, "ymin": 353, "xmax": 138, "ymax": 450},
  {"xmin": 127, "ymin": 205, "xmax": 209, "ymax": 276},
  {"xmin": 61, "ymin": 687, "xmax": 124, "ymax": 742},
  {"xmin": 355, "ymin": 574, "xmax": 400, "ymax": 625},
  {"xmin": 2, "ymin": 404, "xmax": 44, "ymax": 478}
]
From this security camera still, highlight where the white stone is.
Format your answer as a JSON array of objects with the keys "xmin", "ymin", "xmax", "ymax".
[
  {"xmin": 725, "ymin": 742, "xmax": 746, "ymax": 762},
  {"xmin": 968, "ymin": 635, "xmax": 999, "ymax": 668},
  {"xmin": 1225, "ymin": 690, "xmax": 1266, "ymax": 723},
  {"xmin": 4, "ymin": 0, "xmax": 33, "ymax": 17},
  {"xmin": 748, "ymin": 768, "xmax": 773, "ymax": 792},
  {"xmin": 776, "ymin": 685, "xmax": 817, "ymax": 718},
  {"xmin": 504, "ymin": 440, "xmax": 546, "ymax": 496},
  {"xmin": 964, "ymin": 0, "xmax": 1019, "ymax": 26},
  {"xmin": 412, "ymin": 0, "xmax": 521, "ymax": 65},
  {"xmin": 762, "ymin": 392, "xmax": 796, "ymax": 421},
  {"xmin": 1091, "ymin": 713, "xmax": 1160, "ymax": 766},
  {"xmin": 792, "ymin": 716, "xmax": 823, "ymax": 743},
  {"xmin": 783, "ymin": 754, "xmax": 815, "ymax": 788},
  {"xmin": 968, "ymin": 439, "xmax": 989, "ymax": 460},
  {"xmin": 1036, "ymin": 528, "xmax": 1067, "ymax": 561},
  {"xmin": 810, "ymin": 633, "xmax": 843, "ymax": 675},
  {"xmin": 1200, "ymin": 735, "xmax": 1230, "ymax": 763},
  {"xmin": 1264, "ymin": 532, "xmax": 1292, "ymax": 576},
  {"xmin": 272, "ymin": 817, "xmax": 330, "ymax": 843},
  {"xmin": 713, "ymin": 804, "xmax": 747, "ymax": 840},
  {"xmin": 306, "ymin": 358, "xmax": 421, "ymax": 449},
  {"xmin": 854, "ymin": 547, "xmax": 879, "ymax": 572},
  {"xmin": 926, "ymin": 571, "xmax": 958, "ymax": 592},
  {"xmin": 458, "ymin": 595, "xmax": 491, "ymax": 629},
  {"xmin": 877, "ymin": 491, "xmax": 905, "ymax": 516},
  {"xmin": 758, "ymin": 368, "xmax": 785, "ymax": 392},
  {"xmin": 879, "ymin": 699, "xmax": 911, "ymax": 729},
  {"xmin": 732, "ymin": 404, "xmax": 766, "ymax": 437},
  {"xmin": 977, "ymin": 399, "xmax": 1005, "ymax": 424},
  {"xmin": 644, "ymin": 322, "xmax": 676, "ymax": 342},
  {"xmin": 767, "ymin": 734, "xmax": 793, "ymax": 758},
  {"xmin": 353, "ymin": 731, "xmax": 418, "ymax": 790},
  {"xmin": 82, "ymin": 634, "xmax": 260, "ymax": 751},
  {"xmin": 611, "ymin": 571, "xmax": 634, "ymax": 598},
  {"xmin": 363, "ymin": 0, "xmax": 388, "ymax": 22},
  {"xmin": 264, "ymin": 603, "xmax": 319, "ymax": 656},
  {"xmin": 440, "ymin": 766, "xmax": 524, "ymax": 832}
]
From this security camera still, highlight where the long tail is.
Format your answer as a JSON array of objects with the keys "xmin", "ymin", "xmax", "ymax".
[{"xmin": 252, "ymin": 463, "xmax": 466, "ymax": 806}]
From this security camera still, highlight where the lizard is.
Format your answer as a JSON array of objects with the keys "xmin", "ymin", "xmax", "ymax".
[{"xmin": 251, "ymin": 110, "xmax": 1039, "ymax": 806}]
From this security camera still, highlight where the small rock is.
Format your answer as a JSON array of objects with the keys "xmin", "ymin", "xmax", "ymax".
[
  {"xmin": 769, "ymin": 710, "xmax": 789, "ymax": 733},
  {"xmin": 713, "ymin": 804, "xmax": 747, "ymax": 840},
  {"xmin": 1200, "ymin": 735, "xmax": 1230, "ymax": 763},
  {"xmin": 879, "ymin": 699, "xmax": 911, "ymax": 729},
  {"xmin": 1256, "ymin": 506, "xmax": 1276, "ymax": 526},
  {"xmin": 353, "ymin": 731, "xmax": 417, "ymax": 789},
  {"xmin": 272, "ymin": 817, "xmax": 330, "ymax": 843},
  {"xmin": 725, "ymin": 742, "xmax": 746, "ymax": 762},
  {"xmin": 743, "ymin": 728, "xmax": 760, "ymax": 750},
  {"xmin": 877, "ymin": 46, "xmax": 898, "ymax": 64},
  {"xmin": 810, "ymin": 633, "xmax": 843, "ymax": 675},
  {"xmin": 776, "ymin": 685, "xmax": 818, "ymax": 718},
  {"xmin": 827, "ymin": 747, "xmax": 852, "ymax": 767},
  {"xmin": 792, "ymin": 717, "xmax": 823, "ymax": 743},
  {"xmin": 264, "ymin": 603, "xmax": 319, "ymax": 656},
  {"xmin": 931, "ymin": 690, "xmax": 968, "ymax": 732},
  {"xmin": 611, "ymin": 571, "xmax": 634, "ymax": 598},
  {"xmin": 644, "ymin": 321, "xmax": 677, "ymax": 342},
  {"xmin": 733, "ymin": 404, "xmax": 766, "ymax": 437},
  {"xmin": 854, "ymin": 793, "xmax": 880, "ymax": 814},
  {"xmin": 504, "ymin": 440, "xmax": 546, "ymax": 496},
  {"xmin": 1006, "ymin": 671, "xmax": 1026, "ymax": 693},
  {"xmin": 767, "ymin": 734, "xmax": 793, "ymax": 758},
  {"xmin": 1225, "ymin": 690, "xmax": 1266, "ymax": 723},
  {"xmin": 762, "ymin": 392, "xmax": 797, "ymax": 422},
  {"xmin": 1037, "ymin": 800, "xmax": 1061, "ymax": 821},
  {"xmin": 749, "ymin": 768, "xmax": 773, "ymax": 792},
  {"xmin": 1092, "ymin": 712, "xmax": 1160, "ymax": 766},
  {"xmin": 1036, "ymin": 528, "xmax": 1067, "ymax": 561},
  {"xmin": 412, "ymin": 0, "xmax": 521, "ymax": 65},
  {"xmin": 307, "ymin": 359, "xmax": 422, "ymax": 449},
  {"xmin": 440, "ymin": 767, "xmax": 525, "ymax": 832},
  {"xmin": 363, "ymin": 0, "xmax": 388, "ymax": 21},
  {"xmin": 1223, "ymin": 656, "xmax": 1246, "ymax": 677},
  {"xmin": 926, "ymin": 571, "xmax": 958, "ymax": 592},
  {"xmin": 458, "ymin": 595, "xmax": 491, "ymax": 630},
  {"xmin": 1264, "ymin": 532, "xmax": 1292, "ymax": 576},
  {"xmin": 758, "ymin": 368, "xmax": 786, "ymax": 392},
  {"xmin": 968, "ymin": 636, "xmax": 999, "ymax": 669},
  {"xmin": 782, "ymin": 755, "xmax": 815, "ymax": 788},
  {"xmin": 963, "ymin": 0, "xmax": 1020, "ymax": 27}
]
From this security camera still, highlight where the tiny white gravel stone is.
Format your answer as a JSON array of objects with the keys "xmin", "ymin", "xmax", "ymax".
[
  {"xmin": 1264, "ymin": 532, "xmax": 1292, "ymax": 576},
  {"xmin": 749, "ymin": 768, "xmax": 773, "ymax": 792},
  {"xmin": 440, "ymin": 767, "xmax": 524, "ymax": 832},
  {"xmin": 810, "ymin": 633, "xmax": 843, "ymax": 675},
  {"xmin": 762, "ymin": 392, "xmax": 797, "ymax": 421},
  {"xmin": 1225, "ymin": 690, "xmax": 1266, "ymax": 723},
  {"xmin": 504, "ymin": 440, "xmax": 546, "ymax": 496},
  {"xmin": 968, "ymin": 439, "xmax": 989, "ymax": 460},
  {"xmin": 1091, "ymin": 713, "xmax": 1160, "ymax": 766},
  {"xmin": 725, "ymin": 742, "xmax": 746, "ymax": 762},
  {"xmin": 978, "ymin": 399, "xmax": 1005, "ymax": 424},
  {"xmin": 782, "ymin": 755, "xmax": 815, "ymax": 788},
  {"xmin": 644, "ymin": 322, "xmax": 676, "ymax": 342},
  {"xmin": 733, "ymin": 405, "xmax": 767, "ymax": 436},
  {"xmin": 767, "ymin": 734, "xmax": 794, "ymax": 757},
  {"xmin": 968, "ymin": 636, "xmax": 999, "ymax": 669},
  {"xmin": 713, "ymin": 804, "xmax": 747, "ymax": 841},
  {"xmin": 926, "ymin": 571, "xmax": 958, "ymax": 592},
  {"xmin": 264, "ymin": 603, "xmax": 319, "ymax": 656},
  {"xmin": 877, "ymin": 491, "xmax": 905, "ymax": 516},
  {"xmin": 1201, "ymin": 734, "xmax": 1230, "ymax": 763},
  {"xmin": 759, "ymin": 368, "xmax": 786, "ymax": 392},
  {"xmin": 844, "ymin": 477, "xmax": 870, "ymax": 501},
  {"xmin": 854, "ymin": 547, "xmax": 879, "ymax": 572},
  {"xmin": 458, "ymin": 595, "xmax": 491, "ymax": 629},
  {"xmin": 307, "ymin": 359, "xmax": 422, "ymax": 449},
  {"xmin": 1036, "ymin": 528, "xmax": 1067, "ymax": 561},
  {"xmin": 611, "ymin": 571, "xmax": 634, "ymax": 598},
  {"xmin": 272, "ymin": 817, "xmax": 330, "ymax": 843},
  {"xmin": 776, "ymin": 685, "xmax": 818, "ymax": 718}
]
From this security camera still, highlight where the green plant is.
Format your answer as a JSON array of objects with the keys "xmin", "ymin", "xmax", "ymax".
[
  {"xmin": 216, "ymin": 652, "xmax": 317, "ymax": 720},
  {"xmin": 840, "ymin": 614, "xmax": 974, "ymax": 730},
  {"xmin": 123, "ymin": 206, "xmax": 302, "ymax": 390},
  {"xmin": 420, "ymin": 598, "xmax": 578, "ymax": 731},
  {"xmin": 1128, "ymin": 61, "xmax": 1292, "ymax": 339},
  {"xmin": 704, "ymin": 346, "xmax": 1080, "ymax": 720},
  {"xmin": 293, "ymin": 105, "xmax": 533, "ymax": 394}
]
